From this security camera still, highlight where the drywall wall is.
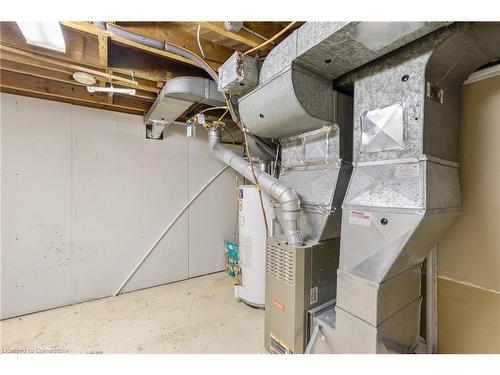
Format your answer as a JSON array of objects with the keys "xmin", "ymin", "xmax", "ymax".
[
  {"xmin": 437, "ymin": 73, "xmax": 500, "ymax": 353},
  {"xmin": 1, "ymin": 93, "xmax": 238, "ymax": 319}
]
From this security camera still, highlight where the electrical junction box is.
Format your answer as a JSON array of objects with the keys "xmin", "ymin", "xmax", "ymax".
[{"xmin": 218, "ymin": 51, "xmax": 259, "ymax": 96}]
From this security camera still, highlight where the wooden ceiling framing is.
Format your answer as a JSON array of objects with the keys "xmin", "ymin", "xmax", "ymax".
[{"xmin": 0, "ymin": 21, "xmax": 301, "ymax": 117}]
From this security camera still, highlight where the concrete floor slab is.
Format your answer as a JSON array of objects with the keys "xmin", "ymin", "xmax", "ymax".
[{"xmin": 0, "ymin": 272, "xmax": 265, "ymax": 354}]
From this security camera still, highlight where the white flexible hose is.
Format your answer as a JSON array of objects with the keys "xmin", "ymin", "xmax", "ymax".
[{"xmin": 113, "ymin": 165, "xmax": 230, "ymax": 296}]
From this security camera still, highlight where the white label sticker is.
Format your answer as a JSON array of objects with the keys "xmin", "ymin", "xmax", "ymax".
[
  {"xmin": 310, "ymin": 286, "xmax": 319, "ymax": 305},
  {"xmin": 395, "ymin": 164, "xmax": 420, "ymax": 178},
  {"xmin": 349, "ymin": 210, "xmax": 372, "ymax": 227},
  {"xmin": 239, "ymin": 234, "xmax": 252, "ymax": 268}
]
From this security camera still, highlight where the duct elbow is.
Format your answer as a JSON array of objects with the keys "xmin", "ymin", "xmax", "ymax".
[
  {"xmin": 207, "ymin": 129, "xmax": 221, "ymax": 153},
  {"xmin": 207, "ymin": 128, "xmax": 303, "ymax": 246},
  {"xmin": 276, "ymin": 188, "xmax": 303, "ymax": 246}
]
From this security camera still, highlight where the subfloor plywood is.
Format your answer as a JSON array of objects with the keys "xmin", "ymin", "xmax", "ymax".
[{"xmin": 0, "ymin": 272, "xmax": 265, "ymax": 354}]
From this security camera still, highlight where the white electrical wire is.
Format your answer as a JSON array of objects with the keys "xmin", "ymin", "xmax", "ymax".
[
  {"xmin": 243, "ymin": 21, "xmax": 296, "ymax": 56},
  {"xmin": 242, "ymin": 25, "xmax": 275, "ymax": 45},
  {"xmin": 196, "ymin": 24, "xmax": 206, "ymax": 58}
]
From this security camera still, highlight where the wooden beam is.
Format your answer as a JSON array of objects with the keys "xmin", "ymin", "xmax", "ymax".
[
  {"xmin": 0, "ymin": 47, "xmax": 163, "ymax": 92},
  {"xmin": 0, "ymin": 22, "xmax": 204, "ymax": 86},
  {"xmin": 61, "ymin": 22, "xmax": 201, "ymax": 68},
  {"xmin": 96, "ymin": 35, "xmax": 113, "ymax": 103},
  {"xmin": 0, "ymin": 22, "xmax": 103, "ymax": 68},
  {"xmin": 0, "ymin": 44, "xmax": 136, "ymax": 86},
  {"xmin": 243, "ymin": 22, "xmax": 303, "ymax": 40},
  {"xmin": 198, "ymin": 22, "xmax": 273, "ymax": 52},
  {"xmin": 0, "ymin": 60, "xmax": 155, "ymax": 101},
  {"xmin": 98, "ymin": 34, "xmax": 109, "ymax": 68},
  {"xmin": 0, "ymin": 86, "xmax": 143, "ymax": 116},
  {"xmin": 0, "ymin": 44, "xmax": 160, "ymax": 93},
  {"xmin": 0, "ymin": 51, "xmax": 78, "ymax": 75},
  {"xmin": 116, "ymin": 22, "xmax": 232, "ymax": 66},
  {"xmin": 0, "ymin": 70, "xmax": 150, "ymax": 113}
]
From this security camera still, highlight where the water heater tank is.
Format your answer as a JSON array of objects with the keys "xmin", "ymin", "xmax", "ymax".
[{"xmin": 235, "ymin": 185, "xmax": 274, "ymax": 307}]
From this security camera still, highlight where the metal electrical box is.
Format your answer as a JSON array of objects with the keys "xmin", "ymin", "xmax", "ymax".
[
  {"xmin": 264, "ymin": 237, "xmax": 340, "ymax": 354},
  {"xmin": 218, "ymin": 52, "xmax": 258, "ymax": 96}
]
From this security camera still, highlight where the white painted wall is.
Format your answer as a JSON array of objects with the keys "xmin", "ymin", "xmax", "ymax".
[{"xmin": 0, "ymin": 93, "xmax": 238, "ymax": 319}]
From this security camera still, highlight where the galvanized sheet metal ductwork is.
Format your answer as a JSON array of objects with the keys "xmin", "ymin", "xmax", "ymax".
[
  {"xmin": 277, "ymin": 90, "xmax": 353, "ymax": 243},
  {"xmin": 331, "ymin": 22, "xmax": 500, "ymax": 353},
  {"xmin": 144, "ymin": 76, "xmax": 224, "ymax": 127},
  {"xmin": 145, "ymin": 78, "xmax": 301, "ymax": 243},
  {"xmin": 239, "ymin": 64, "xmax": 337, "ymax": 139},
  {"xmin": 94, "ymin": 22, "xmax": 304, "ymax": 250},
  {"xmin": 238, "ymin": 21, "xmax": 500, "ymax": 354},
  {"xmin": 238, "ymin": 22, "xmax": 449, "ymax": 139},
  {"xmin": 208, "ymin": 129, "xmax": 303, "ymax": 245},
  {"xmin": 94, "ymin": 22, "xmax": 219, "ymax": 82}
]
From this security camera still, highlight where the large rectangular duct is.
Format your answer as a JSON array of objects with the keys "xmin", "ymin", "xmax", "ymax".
[
  {"xmin": 233, "ymin": 21, "xmax": 500, "ymax": 354},
  {"xmin": 277, "ymin": 91, "xmax": 353, "ymax": 243},
  {"xmin": 329, "ymin": 23, "xmax": 500, "ymax": 353},
  {"xmin": 144, "ymin": 76, "xmax": 225, "ymax": 138},
  {"xmin": 238, "ymin": 22, "xmax": 448, "ymax": 139}
]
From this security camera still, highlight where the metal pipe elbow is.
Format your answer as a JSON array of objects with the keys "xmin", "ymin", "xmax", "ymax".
[{"xmin": 207, "ymin": 129, "xmax": 303, "ymax": 245}]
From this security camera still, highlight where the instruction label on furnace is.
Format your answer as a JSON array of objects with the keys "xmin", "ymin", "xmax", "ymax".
[{"xmin": 349, "ymin": 210, "xmax": 372, "ymax": 227}]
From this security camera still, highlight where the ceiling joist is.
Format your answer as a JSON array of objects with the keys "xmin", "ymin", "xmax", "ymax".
[
  {"xmin": 60, "ymin": 22, "xmax": 200, "ymax": 68},
  {"xmin": 0, "ymin": 70, "xmax": 149, "ymax": 114},
  {"xmin": 197, "ymin": 22, "xmax": 273, "ymax": 53},
  {"xmin": 0, "ymin": 44, "xmax": 159, "ymax": 93},
  {"xmin": 0, "ymin": 21, "xmax": 299, "ymax": 117}
]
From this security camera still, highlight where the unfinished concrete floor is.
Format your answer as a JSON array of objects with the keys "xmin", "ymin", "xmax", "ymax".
[{"xmin": 0, "ymin": 272, "xmax": 266, "ymax": 354}]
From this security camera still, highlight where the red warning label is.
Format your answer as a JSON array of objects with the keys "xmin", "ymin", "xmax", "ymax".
[{"xmin": 349, "ymin": 210, "xmax": 372, "ymax": 227}]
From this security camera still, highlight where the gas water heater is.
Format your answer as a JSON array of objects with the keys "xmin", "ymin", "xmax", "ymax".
[{"xmin": 235, "ymin": 185, "xmax": 274, "ymax": 307}]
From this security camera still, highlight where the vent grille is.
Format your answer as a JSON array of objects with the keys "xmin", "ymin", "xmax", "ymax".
[{"xmin": 266, "ymin": 242, "xmax": 295, "ymax": 285}]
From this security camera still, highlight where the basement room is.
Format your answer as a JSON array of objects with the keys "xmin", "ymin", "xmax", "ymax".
[{"xmin": 1, "ymin": 1, "xmax": 499, "ymax": 374}]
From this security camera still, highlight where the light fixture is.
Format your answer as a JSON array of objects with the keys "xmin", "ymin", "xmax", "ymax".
[
  {"xmin": 86, "ymin": 69, "xmax": 137, "ymax": 96},
  {"xmin": 73, "ymin": 72, "xmax": 96, "ymax": 85},
  {"xmin": 87, "ymin": 86, "xmax": 136, "ymax": 95},
  {"xmin": 17, "ymin": 22, "xmax": 66, "ymax": 53}
]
